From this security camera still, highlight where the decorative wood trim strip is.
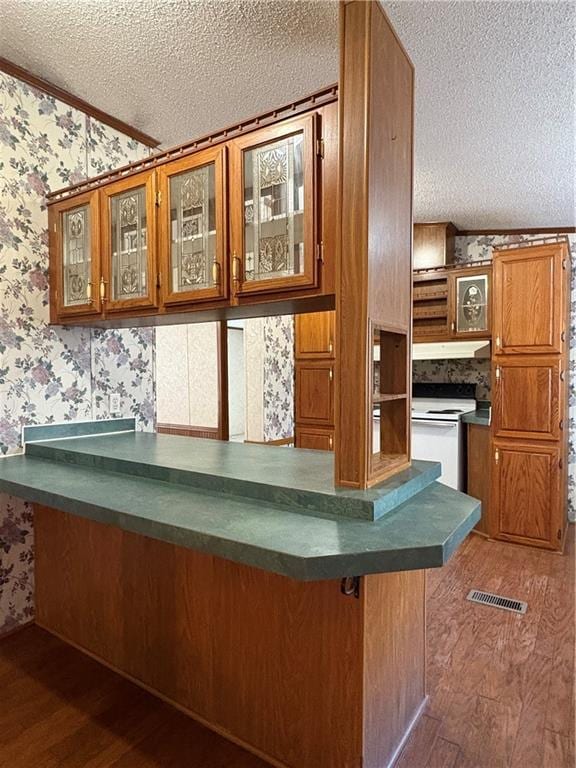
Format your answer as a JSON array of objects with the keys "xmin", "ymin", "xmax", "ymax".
[
  {"xmin": 46, "ymin": 83, "xmax": 339, "ymax": 203},
  {"xmin": 492, "ymin": 235, "xmax": 571, "ymax": 252},
  {"xmin": 459, "ymin": 227, "xmax": 576, "ymax": 236},
  {"xmin": 0, "ymin": 56, "xmax": 160, "ymax": 148},
  {"xmin": 156, "ymin": 424, "xmax": 220, "ymax": 439},
  {"xmin": 413, "ymin": 259, "xmax": 492, "ymax": 277},
  {"xmin": 244, "ymin": 436, "xmax": 295, "ymax": 446}
]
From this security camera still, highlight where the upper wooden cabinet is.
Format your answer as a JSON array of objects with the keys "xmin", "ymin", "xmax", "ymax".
[
  {"xmin": 413, "ymin": 222, "xmax": 457, "ymax": 270},
  {"xmin": 101, "ymin": 170, "xmax": 158, "ymax": 312},
  {"xmin": 413, "ymin": 263, "xmax": 492, "ymax": 342},
  {"xmin": 157, "ymin": 146, "xmax": 227, "ymax": 305},
  {"xmin": 49, "ymin": 190, "xmax": 102, "ymax": 318},
  {"xmin": 295, "ymin": 311, "xmax": 335, "ymax": 359},
  {"xmin": 447, "ymin": 267, "xmax": 490, "ymax": 339},
  {"xmin": 47, "ymin": 89, "xmax": 337, "ymax": 326},
  {"xmin": 229, "ymin": 115, "xmax": 318, "ymax": 299},
  {"xmin": 492, "ymin": 243, "xmax": 568, "ymax": 355}
]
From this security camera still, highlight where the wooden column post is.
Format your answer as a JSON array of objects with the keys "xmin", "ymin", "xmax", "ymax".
[{"xmin": 335, "ymin": 0, "xmax": 414, "ymax": 488}]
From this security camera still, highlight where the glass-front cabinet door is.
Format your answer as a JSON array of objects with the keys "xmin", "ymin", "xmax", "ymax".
[
  {"xmin": 229, "ymin": 114, "xmax": 318, "ymax": 297},
  {"xmin": 49, "ymin": 190, "xmax": 101, "ymax": 317},
  {"xmin": 157, "ymin": 146, "xmax": 227, "ymax": 305},
  {"xmin": 101, "ymin": 170, "xmax": 158, "ymax": 312},
  {"xmin": 449, "ymin": 268, "xmax": 491, "ymax": 339}
]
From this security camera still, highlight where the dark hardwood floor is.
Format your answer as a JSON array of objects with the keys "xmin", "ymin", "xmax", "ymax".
[{"xmin": 0, "ymin": 530, "xmax": 573, "ymax": 767}]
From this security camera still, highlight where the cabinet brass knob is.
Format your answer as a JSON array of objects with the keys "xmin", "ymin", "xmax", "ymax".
[
  {"xmin": 329, "ymin": 435, "xmax": 333, "ymax": 450},
  {"xmin": 86, "ymin": 281, "xmax": 93, "ymax": 302},
  {"xmin": 212, "ymin": 260, "xmax": 221, "ymax": 287},
  {"xmin": 99, "ymin": 276, "xmax": 107, "ymax": 302}
]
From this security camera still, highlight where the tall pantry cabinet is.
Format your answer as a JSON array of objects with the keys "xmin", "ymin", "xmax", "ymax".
[{"xmin": 491, "ymin": 241, "xmax": 571, "ymax": 551}]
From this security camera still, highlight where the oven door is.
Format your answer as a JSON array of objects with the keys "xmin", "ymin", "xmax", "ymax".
[{"xmin": 411, "ymin": 418, "xmax": 462, "ymax": 490}]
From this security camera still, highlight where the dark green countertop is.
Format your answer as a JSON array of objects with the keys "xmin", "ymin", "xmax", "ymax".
[
  {"xmin": 0, "ymin": 431, "xmax": 481, "ymax": 581},
  {"xmin": 26, "ymin": 432, "xmax": 440, "ymax": 521},
  {"xmin": 462, "ymin": 410, "xmax": 491, "ymax": 426}
]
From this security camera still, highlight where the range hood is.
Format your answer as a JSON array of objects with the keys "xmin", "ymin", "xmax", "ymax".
[{"xmin": 412, "ymin": 341, "xmax": 491, "ymax": 360}]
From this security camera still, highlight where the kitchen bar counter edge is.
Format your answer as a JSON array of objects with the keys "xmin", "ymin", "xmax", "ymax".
[{"xmin": 0, "ymin": 431, "xmax": 480, "ymax": 581}]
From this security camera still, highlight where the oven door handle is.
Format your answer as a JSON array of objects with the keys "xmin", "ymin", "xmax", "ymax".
[{"xmin": 411, "ymin": 419, "xmax": 458, "ymax": 428}]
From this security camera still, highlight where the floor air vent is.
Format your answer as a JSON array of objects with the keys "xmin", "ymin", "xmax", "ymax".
[{"xmin": 466, "ymin": 590, "xmax": 527, "ymax": 615}]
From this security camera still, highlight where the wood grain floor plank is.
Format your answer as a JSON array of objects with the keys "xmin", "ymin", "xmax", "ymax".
[
  {"xmin": 426, "ymin": 738, "xmax": 461, "ymax": 768},
  {"xmin": 0, "ymin": 531, "xmax": 573, "ymax": 768},
  {"xmin": 543, "ymin": 729, "xmax": 574, "ymax": 768},
  {"xmin": 395, "ymin": 714, "xmax": 440, "ymax": 767}
]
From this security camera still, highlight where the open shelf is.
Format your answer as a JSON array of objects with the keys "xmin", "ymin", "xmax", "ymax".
[
  {"xmin": 372, "ymin": 393, "xmax": 408, "ymax": 403},
  {"xmin": 371, "ymin": 326, "xmax": 410, "ymax": 485}
]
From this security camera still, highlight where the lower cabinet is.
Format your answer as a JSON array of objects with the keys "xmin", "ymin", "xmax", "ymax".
[
  {"xmin": 491, "ymin": 440, "xmax": 564, "ymax": 550},
  {"xmin": 295, "ymin": 361, "xmax": 334, "ymax": 425},
  {"xmin": 295, "ymin": 426, "xmax": 334, "ymax": 451},
  {"xmin": 466, "ymin": 423, "xmax": 490, "ymax": 536},
  {"xmin": 294, "ymin": 312, "xmax": 336, "ymax": 451}
]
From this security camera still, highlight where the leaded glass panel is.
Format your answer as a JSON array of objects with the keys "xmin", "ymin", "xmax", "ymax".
[
  {"xmin": 169, "ymin": 164, "xmax": 216, "ymax": 293},
  {"xmin": 243, "ymin": 133, "xmax": 304, "ymax": 282},
  {"xmin": 62, "ymin": 205, "xmax": 91, "ymax": 306},
  {"xmin": 110, "ymin": 187, "xmax": 148, "ymax": 301}
]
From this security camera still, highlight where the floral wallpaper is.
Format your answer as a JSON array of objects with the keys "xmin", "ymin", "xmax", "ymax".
[
  {"xmin": 453, "ymin": 233, "xmax": 576, "ymax": 522},
  {"xmin": 244, "ymin": 316, "xmax": 294, "ymax": 442},
  {"xmin": 0, "ymin": 71, "xmax": 153, "ymax": 636},
  {"xmin": 263, "ymin": 316, "xmax": 294, "ymax": 441},
  {"xmin": 413, "ymin": 358, "xmax": 491, "ymax": 401}
]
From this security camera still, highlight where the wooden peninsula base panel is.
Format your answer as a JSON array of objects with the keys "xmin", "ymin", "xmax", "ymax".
[{"xmin": 35, "ymin": 505, "xmax": 426, "ymax": 768}]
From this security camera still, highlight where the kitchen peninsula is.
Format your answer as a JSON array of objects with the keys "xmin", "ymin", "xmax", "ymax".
[
  {"xmin": 0, "ymin": 3, "xmax": 483, "ymax": 768},
  {"xmin": 0, "ymin": 420, "xmax": 480, "ymax": 768}
]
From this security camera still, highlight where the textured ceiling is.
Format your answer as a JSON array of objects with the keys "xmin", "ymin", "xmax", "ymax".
[{"xmin": 0, "ymin": 0, "xmax": 574, "ymax": 229}]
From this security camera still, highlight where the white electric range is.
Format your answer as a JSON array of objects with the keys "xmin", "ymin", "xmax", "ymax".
[{"xmin": 411, "ymin": 384, "xmax": 477, "ymax": 490}]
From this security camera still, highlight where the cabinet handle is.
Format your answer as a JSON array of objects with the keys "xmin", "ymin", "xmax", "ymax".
[
  {"xmin": 329, "ymin": 435, "xmax": 333, "ymax": 450},
  {"xmin": 560, "ymin": 419, "xmax": 564, "ymax": 431},
  {"xmin": 86, "ymin": 281, "xmax": 93, "ymax": 302},
  {"xmin": 451, "ymin": 321, "xmax": 455, "ymax": 333},
  {"xmin": 99, "ymin": 276, "xmax": 107, "ymax": 302},
  {"xmin": 495, "ymin": 366, "xmax": 501, "ymax": 381},
  {"xmin": 561, "ymin": 330, "xmax": 566, "ymax": 343},
  {"xmin": 232, "ymin": 253, "xmax": 241, "ymax": 288},
  {"xmin": 495, "ymin": 335, "xmax": 501, "ymax": 349},
  {"xmin": 212, "ymin": 260, "xmax": 221, "ymax": 287},
  {"xmin": 329, "ymin": 339, "xmax": 333, "ymax": 354},
  {"xmin": 560, "ymin": 370, "xmax": 565, "ymax": 382},
  {"xmin": 329, "ymin": 368, "xmax": 333, "ymax": 382},
  {"xmin": 494, "ymin": 449, "xmax": 499, "ymax": 464}
]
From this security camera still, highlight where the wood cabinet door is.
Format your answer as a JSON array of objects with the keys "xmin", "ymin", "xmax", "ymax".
[
  {"xmin": 229, "ymin": 114, "xmax": 318, "ymax": 298},
  {"xmin": 467, "ymin": 424, "xmax": 490, "ymax": 535},
  {"xmin": 448, "ymin": 267, "xmax": 491, "ymax": 339},
  {"xmin": 492, "ymin": 244, "xmax": 566, "ymax": 355},
  {"xmin": 295, "ymin": 361, "xmax": 334, "ymax": 425},
  {"xmin": 295, "ymin": 426, "xmax": 334, "ymax": 451},
  {"xmin": 295, "ymin": 311, "xmax": 335, "ymax": 359},
  {"xmin": 492, "ymin": 357, "xmax": 562, "ymax": 441},
  {"xmin": 491, "ymin": 440, "xmax": 563, "ymax": 549},
  {"xmin": 49, "ymin": 190, "xmax": 102, "ymax": 319},
  {"xmin": 157, "ymin": 146, "xmax": 228, "ymax": 306},
  {"xmin": 101, "ymin": 169, "xmax": 158, "ymax": 312}
]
